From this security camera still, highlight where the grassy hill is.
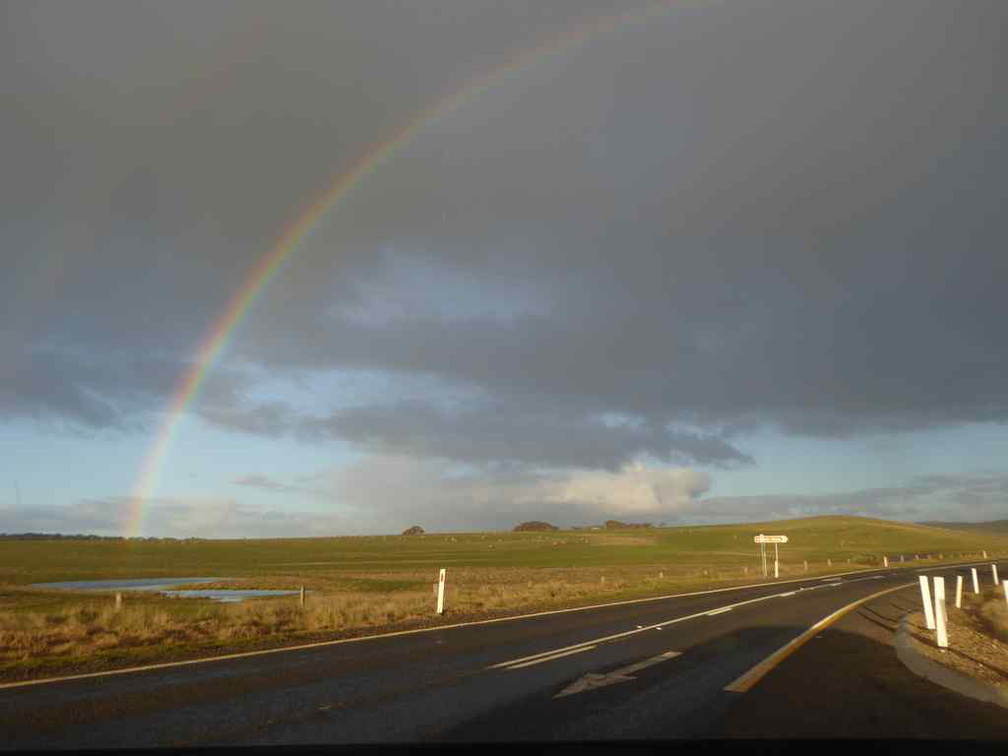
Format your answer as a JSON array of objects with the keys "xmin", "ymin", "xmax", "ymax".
[
  {"xmin": 919, "ymin": 520, "xmax": 1008, "ymax": 535},
  {"xmin": 1, "ymin": 515, "xmax": 1004, "ymax": 586}
]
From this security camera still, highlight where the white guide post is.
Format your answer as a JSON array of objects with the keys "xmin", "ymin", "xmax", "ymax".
[
  {"xmin": 918, "ymin": 575, "xmax": 935, "ymax": 630},
  {"xmin": 435, "ymin": 568, "xmax": 446, "ymax": 615},
  {"xmin": 993, "ymin": 564, "xmax": 999, "ymax": 585},
  {"xmin": 955, "ymin": 574, "xmax": 963, "ymax": 609},
  {"xmin": 971, "ymin": 568, "xmax": 980, "ymax": 595},
  {"xmin": 883, "ymin": 556, "xmax": 888, "ymax": 568},
  {"xmin": 983, "ymin": 550, "xmax": 988, "ymax": 559},
  {"xmin": 1003, "ymin": 580, "xmax": 1008, "ymax": 608},
  {"xmin": 933, "ymin": 577, "xmax": 948, "ymax": 648}
]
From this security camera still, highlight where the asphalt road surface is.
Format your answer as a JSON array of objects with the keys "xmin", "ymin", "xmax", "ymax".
[{"xmin": 2, "ymin": 561, "xmax": 1005, "ymax": 748}]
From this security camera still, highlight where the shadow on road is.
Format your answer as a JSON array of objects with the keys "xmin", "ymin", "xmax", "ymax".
[{"xmin": 442, "ymin": 619, "xmax": 1008, "ymax": 742}]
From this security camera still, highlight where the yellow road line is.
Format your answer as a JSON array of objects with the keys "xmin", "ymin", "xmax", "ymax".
[{"xmin": 723, "ymin": 582, "xmax": 913, "ymax": 693}]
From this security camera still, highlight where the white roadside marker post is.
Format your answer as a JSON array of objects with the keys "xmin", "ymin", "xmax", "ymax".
[
  {"xmin": 933, "ymin": 577, "xmax": 948, "ymax": 649},
  {"xmin": 983, "ymin": 550, "xmax": 987, "ymax": 559},
  {"xmin": 1003, "ymin": 580, "xmax": 1008, "ymax": 608},
  {"xmin": 115, "ymin": 592, "xmax": 122, "ymax": 611},
  {"xmin": 993, "ymin": 564, "xmax": 999, "ymax": 585},
  {"xmin": 300, "ymin": 585, "xmax": 305, "ymax": 607},
  {"xmin": 919, "ymin": 575, "xmax": 935, "ymax": 630},
  {"xmin": 971, "ymin": 568, "xmax": 980, "ymax": 595},
  {"xmin": 803, "ymin": 560, "xmax": 808, "ymax": 572},
  {"xmin": 435, "ymin": 568, "xmax": 446, "ymax": 615},
  {"xmin": 883, "ymin": 556, "xmax": 888, "ymax": 568},
  {"xmin": 955, "ymin": 575, "xmax": 963, "ymax": 609}
]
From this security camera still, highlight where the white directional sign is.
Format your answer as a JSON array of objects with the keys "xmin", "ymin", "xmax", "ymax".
[{"xmin": 754, "ymin": 534, "xmax": 788, "ymax": 544}]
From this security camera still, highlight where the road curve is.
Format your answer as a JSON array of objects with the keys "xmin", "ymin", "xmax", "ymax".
[{"xmin": 1, "ymin": 561, "xmax": 1005, "ymax": 747}]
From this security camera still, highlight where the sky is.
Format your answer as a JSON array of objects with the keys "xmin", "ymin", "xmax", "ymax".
[{"xmin": 2, "ymin": 0, "xmax": 1007, "ymax": 537}]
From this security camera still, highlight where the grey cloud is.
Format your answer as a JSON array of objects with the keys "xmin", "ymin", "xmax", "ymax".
[
  {"xmin": 0, "ymin": 339, "xmax": 248, "ymax": 431},
  {"xmin": 4, "ymin": 2, "xmax": 1008, "ymax": 478}
]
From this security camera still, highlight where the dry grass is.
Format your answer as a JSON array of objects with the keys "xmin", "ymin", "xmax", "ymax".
[{"xmin": 0, "ymin": 561, "xmax": 810, "ymax": 677}]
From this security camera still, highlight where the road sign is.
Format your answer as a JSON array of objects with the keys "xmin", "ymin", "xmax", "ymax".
[{"xmin": 754, "ymin": 534, "xmax": 788, "ymax": 544}]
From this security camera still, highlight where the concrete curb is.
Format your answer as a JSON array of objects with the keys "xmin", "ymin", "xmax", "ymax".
[{"xmin": 895, "ymin": 615, "xmax": 1008, "ymax": 709}]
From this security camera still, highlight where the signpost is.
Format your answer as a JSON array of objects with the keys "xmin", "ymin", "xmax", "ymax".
[{"xmin": 754, "ymin": 534, "xmax": 788, "ymax": 578}]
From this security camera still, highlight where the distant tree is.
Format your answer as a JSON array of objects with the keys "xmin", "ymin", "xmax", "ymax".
[
  {"xmin": 401, "ymin": 525, "xmax": 425, "ymax": 536},
  {"xmin": 604, "ymin": 519, "xmax": 652, "ymax": 530},
  {"xmin": 513, "ymin": 521, "xmax": 558, "ymax": 532}
]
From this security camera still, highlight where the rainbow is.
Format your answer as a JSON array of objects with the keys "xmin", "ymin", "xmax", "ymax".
[{"xmin": 124, "ymin": 0, "xmax": 704, "ymax": 537}]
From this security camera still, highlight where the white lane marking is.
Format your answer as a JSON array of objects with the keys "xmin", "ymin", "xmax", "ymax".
[
  {"xmin": 778, "ymin": 591, "xmax": 797, "ymax": 597},
  {"xmin": 707, "ymin": 606, "xmax": 733, "ymax": 616},
  {"xmin": 504, "ymin": 644, "xmax": 597, "ymax": 670},
  {"xmin": 554, "ymin": 651, "xmax": 681, "ymax": 698},
  {"xmin": 491, "ymin": 586, "xmax": 805, "ymax": 670}
]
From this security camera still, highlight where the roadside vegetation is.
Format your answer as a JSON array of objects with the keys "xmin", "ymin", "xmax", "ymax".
[{"xmin": 1, "ymin": 515, "xmax": 1005, "ymax": 682}]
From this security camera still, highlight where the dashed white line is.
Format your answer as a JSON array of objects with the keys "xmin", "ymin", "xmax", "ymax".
[{"xmin": 504, "ymin": 644, "xmax": 598, "ymax": 670}]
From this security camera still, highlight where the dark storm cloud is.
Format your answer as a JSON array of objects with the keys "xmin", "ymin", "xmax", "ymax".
[
  {"xmin": 3, "ymin": 2, "xmax": 1007, "ymax": 472},
  {"xmin": 299, "ymin": 400, "xmax": 750, "ymax": 469},
  {"xmin": 0, "ymin": 337, "xmax": 247, "ymax": 431}
]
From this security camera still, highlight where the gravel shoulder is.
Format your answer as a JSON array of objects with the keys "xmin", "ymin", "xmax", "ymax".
[{"xmin": 902, "ymin": 592, "xmax": 1008, "ymax": 691}]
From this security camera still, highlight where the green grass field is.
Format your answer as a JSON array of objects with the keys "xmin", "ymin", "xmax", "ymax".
[{"xmin": 1, "ymin": 515, "xmax": 1005, "ymax": 682}]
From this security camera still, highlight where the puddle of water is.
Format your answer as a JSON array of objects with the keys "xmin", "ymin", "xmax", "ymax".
[
  {"xmin": 29, "ymin": 578, "xmax": 299, "ymax": 603},
  {"xmin": 31, "ymin": 578, "xmax": 228, "ymax": 591},
  {"xmin": 165, "ymin": 589, "xmax": 300, "ymax": 603}
]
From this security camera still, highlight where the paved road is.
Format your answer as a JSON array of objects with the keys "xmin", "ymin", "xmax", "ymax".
[{"xmin": 2, "ymin": 561, "xmax": 1005, "ymax": 748}]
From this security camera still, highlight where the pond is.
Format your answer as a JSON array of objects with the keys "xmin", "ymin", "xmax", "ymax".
[{"xmin": 29, "ymin": 578, "xmax": 300, "ymax": 603}]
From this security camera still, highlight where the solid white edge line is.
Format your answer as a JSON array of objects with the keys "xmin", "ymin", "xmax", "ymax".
[
  {"xmin": 1, "ymin": 560, "xmax": 996, "ymax": 690},
  {"xmin": 706, "ymin": 606, "xmax": 733, "ymax": 616}
]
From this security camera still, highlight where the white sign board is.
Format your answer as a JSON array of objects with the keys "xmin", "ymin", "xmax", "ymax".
[{"xmin": 754, "ymin": 534, "xmax": 788, "ymax": 544}]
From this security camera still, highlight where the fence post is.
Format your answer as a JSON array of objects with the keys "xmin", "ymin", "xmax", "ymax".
[
  {"xmin": 955, "ymin": 574, "xmax": 963, "ymax": 609},
  {"xmin": 918, "ymin": 576, "xmax": 935, "ymax": 630},
  {"xmin": 971, "ymin": 568, "xmax": 980, "ymax": 595},
  {"xmin": 933, "ymin": 577, "xmax": 948, "ymax": 648}
]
